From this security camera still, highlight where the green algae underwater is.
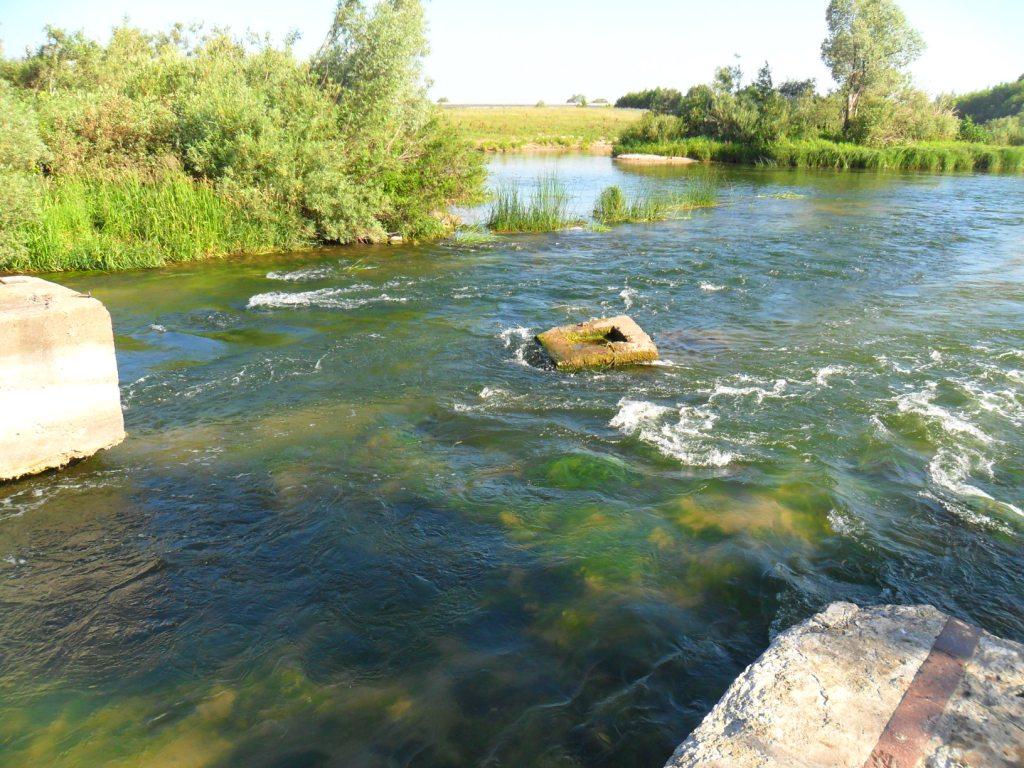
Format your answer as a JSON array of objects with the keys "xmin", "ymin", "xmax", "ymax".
[{"xmin": 1, "ymin": 155, "xmax": 1023, "ymax": 767}]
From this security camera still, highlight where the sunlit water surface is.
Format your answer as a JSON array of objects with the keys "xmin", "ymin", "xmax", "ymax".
[{"xmin": 1, "ymin": 155, "xmax": 1022, "ymax": 767}]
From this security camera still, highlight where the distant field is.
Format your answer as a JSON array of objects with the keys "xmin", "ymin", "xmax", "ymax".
[{"xmin": 442, "ymin": 105, "xmax": 644, "ymax": 152}]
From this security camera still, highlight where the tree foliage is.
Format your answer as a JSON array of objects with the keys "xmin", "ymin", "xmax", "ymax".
[
  {"xmin": 821, "ymin": 0, "xmax": 924, "ymax": 132},
  {"xmin": 614, "ymin": 87, "xmax": 684, "ymax": 114},
  {"xmin": 954, "ymin": 75, "xmax": 1024, "ymax": 123}
]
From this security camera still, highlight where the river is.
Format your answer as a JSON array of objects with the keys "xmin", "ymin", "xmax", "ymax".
[{"xmin": 1, "ymin": 154, "xmax": 1022, "ymax": 767}]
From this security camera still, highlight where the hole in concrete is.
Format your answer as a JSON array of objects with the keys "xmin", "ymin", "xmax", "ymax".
[{"xmin": 603, "ymin": 326, "xmax": 628, "ymax": 343}]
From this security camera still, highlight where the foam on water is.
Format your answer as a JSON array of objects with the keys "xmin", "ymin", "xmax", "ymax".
[
  {"xmin": 266, "ymin": 266, "xmax": 337, "ymax": 282},
  {"xmin": 707, "ymin": 377, "xmax": 789, "ymax": 405},
  {"xmin": 619, "ymin": 287, "xmax": 638, "ymax": 309},
  {"xmin": 699, "ymin": 282, "xmax": 726, "ymax": 292},
  {"xmin": 498, "ymin": 326, "xmax": 532, "ymax": 347},
  {"xmin": 814, "ymin": 364, "xmax": 850, "ymax": 387},
  {"xmin": 610, "ymin": 398, "xmax": 735, "ymax": 467},
  {"xmin": 957, "ymin": 378, "xmax": 1024, "ymax": 426},
  {"xmin": 247, "ymin": 289, "xmax": 406, "ymax": 310},
  {"xmin": 895, "ymin": 384, "xmax": 991, "ymax": 443},
  {"xmin": 928, "ymin": 448, "xmax": 1023, "ymax": 518}
]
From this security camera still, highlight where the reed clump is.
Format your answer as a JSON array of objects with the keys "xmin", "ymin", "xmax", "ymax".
[
  {"xmin": 486, "ymin": 176, "xmax": 580, "ymax": 233},
  {"xmin": 593, "ymin": 179, "xmax": 719, "ymax": 225}
]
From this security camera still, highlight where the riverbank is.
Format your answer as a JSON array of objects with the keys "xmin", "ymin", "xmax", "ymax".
[
  {"xmin": 612, "ymin": 136, "xmax": 1024, "ymax": 173},
  {"xmin": 443, "ymin": 105, "xmax": 643, "ymax": 152}
]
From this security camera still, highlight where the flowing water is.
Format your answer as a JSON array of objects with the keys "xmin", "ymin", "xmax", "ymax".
[{"xmin": 1, "ymin": 155, "xmax": 1022, "ymax": 767}]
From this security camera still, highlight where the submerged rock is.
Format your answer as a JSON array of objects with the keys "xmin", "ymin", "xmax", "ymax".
[
  {"xmin": 536, "ymin": 315, "xmax": 659, "ymax": 371},
  {"xmin": 666, "ymin": 602, "xmax": 1024, "ymax": 768},
  {"xmin": 0, "ymin": 276, "xmax": 125, "ymax": 481}
]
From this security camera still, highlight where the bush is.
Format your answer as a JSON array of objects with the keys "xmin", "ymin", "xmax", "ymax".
[
  {"xmin": 0, "ymin": 2, "xmax": 485, "ymax": 272},
  {"xmin": 846, "ymin": 90, "xmax": 959, "ymax": 145},
  {"xmin": 0, "ymin": 82, "xmax": 48, "ymax": 172},
  {"xmin": 984, "ymin": 115, "xmax": 1024, "ymax": 146},
  {"xmin": 958, "ymin": 116, "xmax": 989, "ymax": 143}
]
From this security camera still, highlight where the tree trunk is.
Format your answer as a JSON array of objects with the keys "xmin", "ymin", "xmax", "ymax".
[{"xmin": 843, "ymin": 90, "xmax": 860, "ymax": 133}]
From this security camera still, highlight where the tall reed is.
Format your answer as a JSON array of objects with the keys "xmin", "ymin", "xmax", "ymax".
[
  {"xmin": 593, "ymin": 179, "xmax": 719, "ymax": 226},
  {"xmin": 486, "ymin": 176, "xmax": 578, "ymax": 233},
  {"xmin": 10, "ymin": 176, "xmax": 299, "ymax": 273}
]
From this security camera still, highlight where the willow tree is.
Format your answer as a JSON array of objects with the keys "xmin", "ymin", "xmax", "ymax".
[
  {"xmin": 311, "ymin": 0, "xmax": 484, "ymax": 239},
  {"xmin": 821, "ymin": 0, "xmax": 924, "ymax": 133}
]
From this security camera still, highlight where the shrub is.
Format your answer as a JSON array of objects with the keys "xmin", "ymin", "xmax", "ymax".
[
  {"xmin": 984, "ymin": 115, "xmax": 1024, "ymax": 147},
  {"xmin": 0, "ymin": 2, "xmax": 485, "ymax": 272},
  {"xmin": 958, "ymin": 116, "xmax": 989, "ymax": 143}
]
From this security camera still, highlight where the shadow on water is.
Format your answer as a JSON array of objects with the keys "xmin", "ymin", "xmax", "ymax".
[{"xmin": 1, "ymin": 156, "xmax": 1022, "ymax": 766}]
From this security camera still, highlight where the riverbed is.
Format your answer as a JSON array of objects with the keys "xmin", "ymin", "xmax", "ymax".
[{"xmin": 1, "ymin": 155, "xmax": 1022, "ymax": 767}]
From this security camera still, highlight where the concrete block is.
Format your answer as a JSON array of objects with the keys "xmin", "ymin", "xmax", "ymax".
[
  {"xmin": 536, "ymin": 315, "xmax": 659, "ymax": 371},
  {"xmin": 1, "ymin": 276, "xmax": 125, "ymax": 481},
  {"xmin": 666, "ymin": 602, "xmax": 1024, "ymax": 768}
]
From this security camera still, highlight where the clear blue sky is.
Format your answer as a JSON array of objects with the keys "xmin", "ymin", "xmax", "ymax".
[{"xmin": 1, "ymin": 0, "xmax": 1021, "ymax": 103}]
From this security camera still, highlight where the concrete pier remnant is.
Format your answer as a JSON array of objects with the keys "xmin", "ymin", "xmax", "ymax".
[
  {"xmin": 666, "ymin": 602, "xmax": 1024, "ymax": 768},
  {"xmin": 1, "ymin": 276, "xmax": 125, "ymax": 481},
  {"xmin": 536, "ymin": 315, "xmax": 659, "ymax": 371}
]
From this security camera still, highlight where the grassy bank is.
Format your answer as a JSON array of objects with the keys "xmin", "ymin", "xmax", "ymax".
[
  {"xmin": 3, "ymin": 176, "xmax": 301, "ymax": 273},
  {"xmin": 444, "ymin": 106, "xmax": 644, "ymax": 152},
  {"xmin": 613, "ymin": 137, "xmax": 1024, "ymax": 173}
]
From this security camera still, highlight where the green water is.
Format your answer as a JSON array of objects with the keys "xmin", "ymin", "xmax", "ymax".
[{"xmin": 1, "ymin": 155, "xmax": 1022, "ymax": 767}]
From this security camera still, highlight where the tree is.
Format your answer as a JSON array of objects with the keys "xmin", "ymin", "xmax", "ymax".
[
  {"xmin": 778, "ymin": 79, "xmax": 817, "ymax": 99},
  {"xmin": 567, "ymin": 93, "xmax": 587, "ymax": 106},
  {"xmin": 615, "ymin": 87, "xmax": 684, "ymax": 115},
  {"xmin": 821, "ymin": 0, "xmax": 924, "ymax": 133}
]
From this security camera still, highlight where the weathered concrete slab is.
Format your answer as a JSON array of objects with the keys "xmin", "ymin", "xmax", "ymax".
[
  {"xmin": 614, "ymin": 153, "xmax": 698, "ymax": 165},
  {"xmin": 536, "ymin": 315, "xmax": 658, "ymax": 371},
  {"xmin": 666, "ymin": 602, "xmax": 1024, "ymax": 768},
  {"xmin": 1, "ymin": 276, "xmax": 125, "ymax": 481}
]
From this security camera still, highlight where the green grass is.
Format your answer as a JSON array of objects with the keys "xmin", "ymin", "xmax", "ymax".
[
  {"xmin": 486, "ymin": 176, "xmax": 581, "ymax": 233},
  {"xmin": 4, "ymin": 176, "xmax": 301, "ymax": 273},
  {"xmin": 613, "ymin": 137, "xmax": 1024, "ymax": 173},
  {"xmin": 444, "ymin": 106, "xmax": 644, "ymax": 152},
  {"xmin": 593, "ymin": 180, "xmax": 719, "ymax": 225},
  {"xmin": 450, "ymin": 225, "xmax": 498, "ymax": 245},
  {"xmin": 683, "ymin": 176, "xmax": 720, "ymax": 208}
]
